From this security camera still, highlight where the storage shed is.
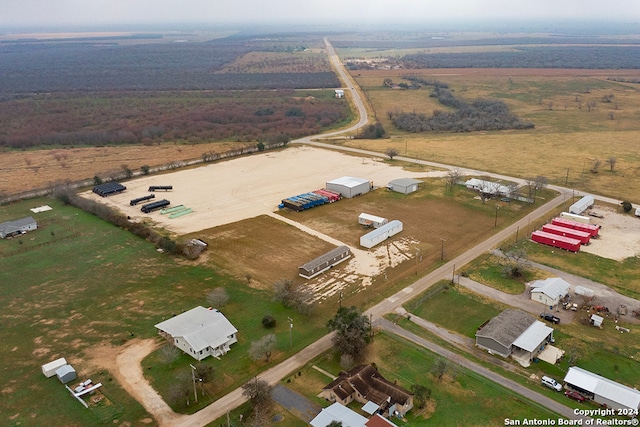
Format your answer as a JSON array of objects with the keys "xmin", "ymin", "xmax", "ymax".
[
  {"xmin": 387, "ymin": 178, "xmax": 421, "ymax": 195},
  {"xmin": 299, "ymin": 246, "xmax": 352, "ymax": 279},
  {"xmin": 326, "ymin": 176, "xmax": 371, "ymax": 199},
  {"xmin": 564, "ymin": 366, "xmax": 640, "ymax": 412},
  {"xmin": 569, "ymin": 195, "xmax": 594, "ymax": 215},
  {"xmin": 55, "ymin": 364, "xmax": 77, "ymax": 384},
  {"xmin": 0, "ymin": 216, "xmax": 38, "ymax": 239},
  {"xmin": 42, "ymin": 357, "xmax": 67, "ymax": 378},
  {"xmin": 358, "ymin": 213, "xmax": 388, "ymax": 228},
  {"xmin": 360, "ymin": 220, "xmax": 403, "ymax": 248}
]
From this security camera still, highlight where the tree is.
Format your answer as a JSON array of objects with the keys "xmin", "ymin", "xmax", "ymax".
[
  {"xmin": 385, "ymin": 147, "xmax": 399, "ymax": 160},
  {"xmin": 445, "ymin": 168, "xmax": 462, "ymax": 193},
  {"xmin": 606, "ymin": 157, "xmax": 617, "ymax": 171},
  {"xmin": 534, "ymin": 176, "xmax": 549, "ymax": 193},
  {"xmin": 121, "ymin": 164, "xmax": 133, "ymax": 178},
  {"xmin": 206, "ymin": 287, "xmax": 229, "ymax": 308},
  {"xmin": 502, "ymin": 248, "xmax": 530, "ymax": 278},
  {"xmin": 273, "ymin": 279, "xmax": 312, "ymax": 315},
  {"xmin": 621, "ymin": 201, "xmax": 632, "ymax": 213},
  {"xmin": 93, "ymin": 175, "xmax": 103, "ymax": 185},
  {"xmin": 591, "ymin": 159, "xmax": 601, "ymax": 173},
  {"xmin": 327, "ymin": 306, "xmax": 371, "ymax": 358},
  {"xmin": 249, "ymin": 334, "xmax": 277, "ymax": 363},
  {"xmin": 158, "ymin": 343, "xmax": 181, "ymax": 365},
  {"xmin": 431, "ymin": 357, "xmax": 449, "ymax": 382},
  {"xmin": 141, "ymin": 164, "xmax": 150, "ymax": 175},
  {"xmin": 410, "ymin": 384, "xmax": 432, "ymax": 409},
  {"xmin": 262, "ymin": 315, "xmax": 276, "ymax": 329},
  {"xmin": 242, "ymin": 377, "xmax": 273, "ymax": 427},
  {"xmin": 327, "ymin": 422, "xmax": 343, "ymax": 427}
]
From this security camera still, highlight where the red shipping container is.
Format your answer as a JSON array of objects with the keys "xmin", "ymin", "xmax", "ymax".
[
  {"xmin": 551, "ymin": 217, "xmax": 600, "ymax": 237},
  {"xmin": 532, "ymin": 230, "xmax": 581, "ymax": 252},
  {"xmin": 542, "ymin": 224, "xmax": 591, "ymax": 245}
]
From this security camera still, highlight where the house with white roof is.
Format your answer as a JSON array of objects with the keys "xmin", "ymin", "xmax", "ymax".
[
  {"xmin": 564, "ymin": 366, "xmax": 640, "ymax": 412},
  {"xmin": 529, "ymin": 278, "xmax": 571, "ymax": 307},
  {"xmin": 310, "ymin": 402, "xmax": 368, "ymax": 427},
  {"xmin": 464, "ymin": 178, "xmax": 511, "ymax": 197},
  {"xmin": 155, "ymin": 306, "xmax": 238, "ymax": 361}
]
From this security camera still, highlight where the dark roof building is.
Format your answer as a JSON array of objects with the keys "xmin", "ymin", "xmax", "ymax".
[
  {"xmin": 298, "ymin": 246, "xmax": 351, "ymax": 279},
  {"xmin": 0, "ymin": 216, "xmax": 37, "ymax": 238}
]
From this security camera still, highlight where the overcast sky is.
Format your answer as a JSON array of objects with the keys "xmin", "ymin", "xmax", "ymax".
[{"xmin": 1, "ymin": 0, "xmax": 639, "ymax": 28}]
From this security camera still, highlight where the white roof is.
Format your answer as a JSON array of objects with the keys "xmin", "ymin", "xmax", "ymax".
[
  {"xmin": 155, "ymin": 306, "xmax": 237, "ymax": 352},
  {"xmin": 530, "ymin": 278, "xmax": 571, "ymax": 300},
  {"xmin": 575, "ymin": 285, "xmax": 595, "ymax": 297},
  {"xmin": 362, "ymin": 220, "xmax": 402, "ymax": 240},
  {"xmin": 327, "ymin": 176, "xmax": 369, "ymax": 188},
  {"xmin": 564, "ymin": 367, "xmax": 640, "ymax": 410},
  {"xmin": 569, "ymin": 195, "xmax": 594, "ymax": 214},
  {"xmin": 464, "ymin": 178, "xmax": 510, "ymax": 195},
  {"xmin": 362, "ymin": 400, "xmax": 380, "ymax": 415},
  {"xmin": 310, "ymin": 402, "xmax": 368, "ymax": 427},
  {"xmin": 512, "ymin": 321, "xmax": 553, "ymax": 352},
  {"xmin": 359, "ymin": 213, "xmax": 387, "ymax": 222}
]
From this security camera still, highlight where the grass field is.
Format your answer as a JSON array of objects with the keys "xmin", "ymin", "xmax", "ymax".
[{"xmin": 338, "ymin": 68, "xmax": 640, "ymax": 202}]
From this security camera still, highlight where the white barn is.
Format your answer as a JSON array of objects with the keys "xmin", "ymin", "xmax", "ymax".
[
  {"xmin": 326, "ymin": 176, "xmax": 371, "ymax": 199},
  {"xmin": 155, "ymin": 306, "xmax": 238, "ymax": 361},
  {"xmin": 564, "ymin": 366, "xmax": 640, "ymax": 412},
  {"xmin": 360, "ymin": 220, "xmax": 403, "ymax": 248},
  {"xmin": 529, "ymin": 278, "xmax": 571, "ymax": 307},
  {"xmin": 387, "ymin": 178, "xmax": 421, "ymax": 195}
]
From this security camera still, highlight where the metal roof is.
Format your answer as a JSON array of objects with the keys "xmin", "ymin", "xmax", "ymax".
[
  {"xmin": 299, "ymin": 246, "xmax": 351, "ymax": 271},
  {"xmin": 327, "ymin": 176, "xmax": 369, "ymax": 188},
  {"xmin": 388, "ymin": 178, "xmax": 421, "ymax": 187},
  {"xmin": 564, "ymin": 367, "xmax": 640, "ymax": 410},
  {"xmin": 530, "ymin": 278, "xmax": 571, "ymax": 300},
  {"xmin": 362, "ymin": 220, "xmax": 403, "ymax": 240},
  {"xmin": 155, "ymin": 306, "xmax": 237, "ymax": 352},
  {"xmin": 310, "ymin": 402, "xmax": 368, "ymax": 427},
  {"xmin": 512, "ymin": 321, "xmax": 553, "ymax": 352},
  {"xmin": 476, "ymin": 309, "xmax": 535, "ymax": 348},
  {"xmin": 0, "ymin": 216, "xmax": 36, "ymax": 235}
]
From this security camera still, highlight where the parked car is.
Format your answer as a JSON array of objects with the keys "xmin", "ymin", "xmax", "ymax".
[
  {"xmin": 541, "ymin": 376, "xmax": 563, "ymax": 391},
  {"xmin": 565, "ymin": 390, "xmax": 585, "ymax": 402},
  {"xmin": 540, "ymin": 313, "xmax": 561, "ymax": 324}
]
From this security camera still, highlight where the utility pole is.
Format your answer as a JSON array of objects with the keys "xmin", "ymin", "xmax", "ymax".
[
  {"xmin": 339, "ymin": 291, "xmax": 343, "ymax": 309},
  {"xmin": 440, "ymin": 239, "xmax": 446, "ymax": 261},
  {"xmin": 189, "ymin": 364, "xmax": 198, "ymax": 404},
  {"xmin": 494, "ymin": 204, "xmax": 499, "ymax": 227},
  {"xmin": 288, "ymin": 317, "xmax": 293, "ymax": 350}
]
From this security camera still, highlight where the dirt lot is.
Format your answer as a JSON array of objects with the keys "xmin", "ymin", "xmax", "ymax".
[{"xmin": 579, "ymin": 205, "xmax": 640, "ymax": 261}]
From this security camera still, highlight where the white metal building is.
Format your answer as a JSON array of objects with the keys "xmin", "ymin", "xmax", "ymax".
[
  {"xmin": 42, "ymin": 357, "xmax": 67, "ymax": 378},
  {"xmin": 310, "ymin": 402, "xmax": 367, "ymax": 427},
  {"xmin": 326, "ymin": 176, "xmax": 371, "ymax": 198},
  {"xmin": 360, "ymin": 220, "xmax": 403, "ymax": 248},
  {"xmin": 564, "ymin": 366, "xmax": 640, "ymax": 412},
  {"xmin": 529, "ymin": 278, "xmax": 571, "ymax": 307},
  {"xmin": 569, "ymin": 195, "xmax": 595, "ymax": 215},
  {"xmin": 155, "ymin": 306, "xmax": 238, "ymax": 361},
  {"xmin": 387, "ymin": 178, "xmax": 421, "ymax": 195},
  {"xmin": 358, "ymin": 213, "xmax": 388, "ymax": 228}
]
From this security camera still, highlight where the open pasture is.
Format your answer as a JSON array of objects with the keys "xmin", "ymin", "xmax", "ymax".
[{"xmin": 343, "ymin": 68, "xmax": 640, "ymax": 202}]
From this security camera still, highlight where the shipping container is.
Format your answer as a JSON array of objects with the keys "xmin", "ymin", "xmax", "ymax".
[
  {"xmin": 542, "ymin": 224, "xmax": 591, "ymax": 245},
  {"xmin": 551, "ymin": 217, "xmax": 600, "ymax": 237},
  {"xmin": 560, "ymin": 212, "xmax": 591, "ymax": 224},
  {"xmin": 531, "ymin": 230, "xmax": 581, "ymax": 252}
]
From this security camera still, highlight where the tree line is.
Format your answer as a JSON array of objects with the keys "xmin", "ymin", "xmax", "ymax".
[{"xmin": 389, "ymin": 87, "xmax": 534, "ymax": 133}]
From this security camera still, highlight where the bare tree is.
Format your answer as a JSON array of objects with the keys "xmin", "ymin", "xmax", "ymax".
[
  {"xmin": 524, "ymin": 177, "xmax": 536, "ymax": 203},
  {"xmin": 384, "ymin": 147, "xmax": 399, "ymax": 160},
  {"xmin": 445, "ymin": 168, "xmax": 462, "ymax": 193},
  {"xmin": 591, "ymin": 159, "xmax": 601, "ymax": 173},
  {"xmin": 608, "ymin": 112, "xmax": 615, "ymax": 120},
  {"xmin": 273, "ymin": 279, "xmax": 312, "ymax": 315},
  {"xmin": 534, "ymin": 176, "xmax": 549, "ymax": 193},
  {"xmin": 502, "ymin": 248, "xmax": 530, "ymax": 278},
  {"xmin": 242, "ymin": 377, "xmax": 273, "ymax": 427},
  {"xmin": 249, "ymin": 334, "xmax": 277, "ymax": 363},
  {"xmin": 206, "ymin": 287, "xmax": 229, "ymax": 308},
  {"xmin": 586, "ymin": 101, "xmax": 596, "ymax": 112},
  {"xmin": 606, "ymin": 157, "xmax": 617, "ymax": 171},
  {"xmin": 507, "ymin": 183, "xmax": 520, "ymax": 200},
  {"xmin": 431, "ymin": 358, "xmax": 449, "ymax": 383},
  {"xmin": 159, "ymin": 343, "xmax": 181, "ymax": 366}
]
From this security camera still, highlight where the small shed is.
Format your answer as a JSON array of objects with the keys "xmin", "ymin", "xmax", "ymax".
[
  {"xmin": 569, "ymin": 195, "xmax": 594, "ymax": 215},
  {"xmin": 590, "ymin": 314, "xmax": 604, "ymax": 327},
  {"xmin": 42, "ymin": 357, "xmax": 67, "ymax": 378},
  {"xmin": 334, "ymin": 89, "xmax": 345, "ymax": 98},
  {"xmin": 326, "ymin": 176, "xmax": 371, "ymax": 199},
  {"xmin": 387, "ymin": 178, "xmax": 421, "ymax": 195},
  {"xmin": 358, "ymin": 213, "xmax": 388, "ymax": 228},
  {"xmin": 360, "ymin": 220, "xmax": 403, "ymax": 249},
  {"xmin": 530, "ymin": 278, "xmax": 571, "ymax": 306},
  {"xmin": 55, "ymin": 364, "xmax": 77, "ymax": 384}
]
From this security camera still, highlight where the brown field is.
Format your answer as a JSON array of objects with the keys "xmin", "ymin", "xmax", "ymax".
[{"xmin": 338, "ymin": 68, "xmax": 640, "ymax": 202}]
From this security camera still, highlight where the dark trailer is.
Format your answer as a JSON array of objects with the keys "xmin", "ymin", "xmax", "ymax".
[
  {"xmin": 130, "ymin": 194, "xmax": 155, "ymax": 206},
  {"xmin": 141, "ymin": 199, "xmax": 170, "ymax": 213}
]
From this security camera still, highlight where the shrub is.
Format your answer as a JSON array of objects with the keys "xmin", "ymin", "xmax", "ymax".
[{"xmin": 262, "ymin": 315, "xmax": 276, "ymax": 328}]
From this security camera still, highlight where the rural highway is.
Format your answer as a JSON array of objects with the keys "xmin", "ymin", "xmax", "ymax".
[{"xmin": 164, "ymin": 39, "xmax": 586, "ymax": 426}]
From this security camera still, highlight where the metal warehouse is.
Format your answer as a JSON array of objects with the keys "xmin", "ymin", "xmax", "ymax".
[
  {"xmin": 298, "ymin": 246, "xmax": 352, "ymax": 279},
  {"xmin": 326, "ymin": 176, "xmax": 371, "ymax": 198},
  {"xmin": 360, "ymin": 220, "xmax": 403, "ymax": 248},
  {"xmin": 564, "ymin": 366, "xmax": 640, "ymax": 412},
  {"xmin": 387, "ymin": 178, "xmax": 422, "ymax": 194}
]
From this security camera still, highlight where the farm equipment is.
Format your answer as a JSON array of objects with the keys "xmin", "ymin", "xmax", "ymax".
[{"xmin": 592, "ymin": 305, "xmax": 609, "ymax": 313}]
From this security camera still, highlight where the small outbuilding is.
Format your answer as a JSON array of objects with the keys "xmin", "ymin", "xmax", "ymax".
[
  {"xmin": 590, "ymin": 314, "xmax": 604, "ymax": 327},
  {"xmin": 387, "ymin": 178, "xmax": 421, "ymax": 195},
  {"xmin": 326, "ymin": 176, "xmax": 371, "ymax": 199},
  {"xmin": 529, "ymin": 278, "xmax": 571, "ymax": 307},
  {"xmin": 310, "ymin": 402, "xmax": 367, "ymax": 427},
  {"xmin": 0, "ymin": 216, "xmax": 38, "ymax": 239},
  {"xmin": 334, "ymin": 89, "xmax": 345, "ymax": 98},
  {"xmin": 360, "ymin": 220, "xmax": 403, "ymax": 249},
  {"xmin": 55, "ymin": 364, "xmax": 77, "ymax": 384},
  {"xmin": 42, "ymin": 357, "xmax": 67, "ymax": 378},
  {"xmin": 299, "ymin": 246, "xmax": 352, "ymax": 279}
]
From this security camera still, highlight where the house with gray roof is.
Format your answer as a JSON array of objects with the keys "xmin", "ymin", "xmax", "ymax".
[
  {"xmin": 0, "ymin": 216, "xmax": 37, "ymax": 238},
  {"xmin": 298, "ymin": 246, "xmax": 351, "ymax": 279},
  {"xmin": 476, "ymin": 309, "xmax": 554, "ymax": 367},
  {"xmin": 530, "ymin": 278, "xmax": 571, "ymax": 307},
  {"xmin": 155, "ymin": 306, "xmax": 238, "ymax": 361}
]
